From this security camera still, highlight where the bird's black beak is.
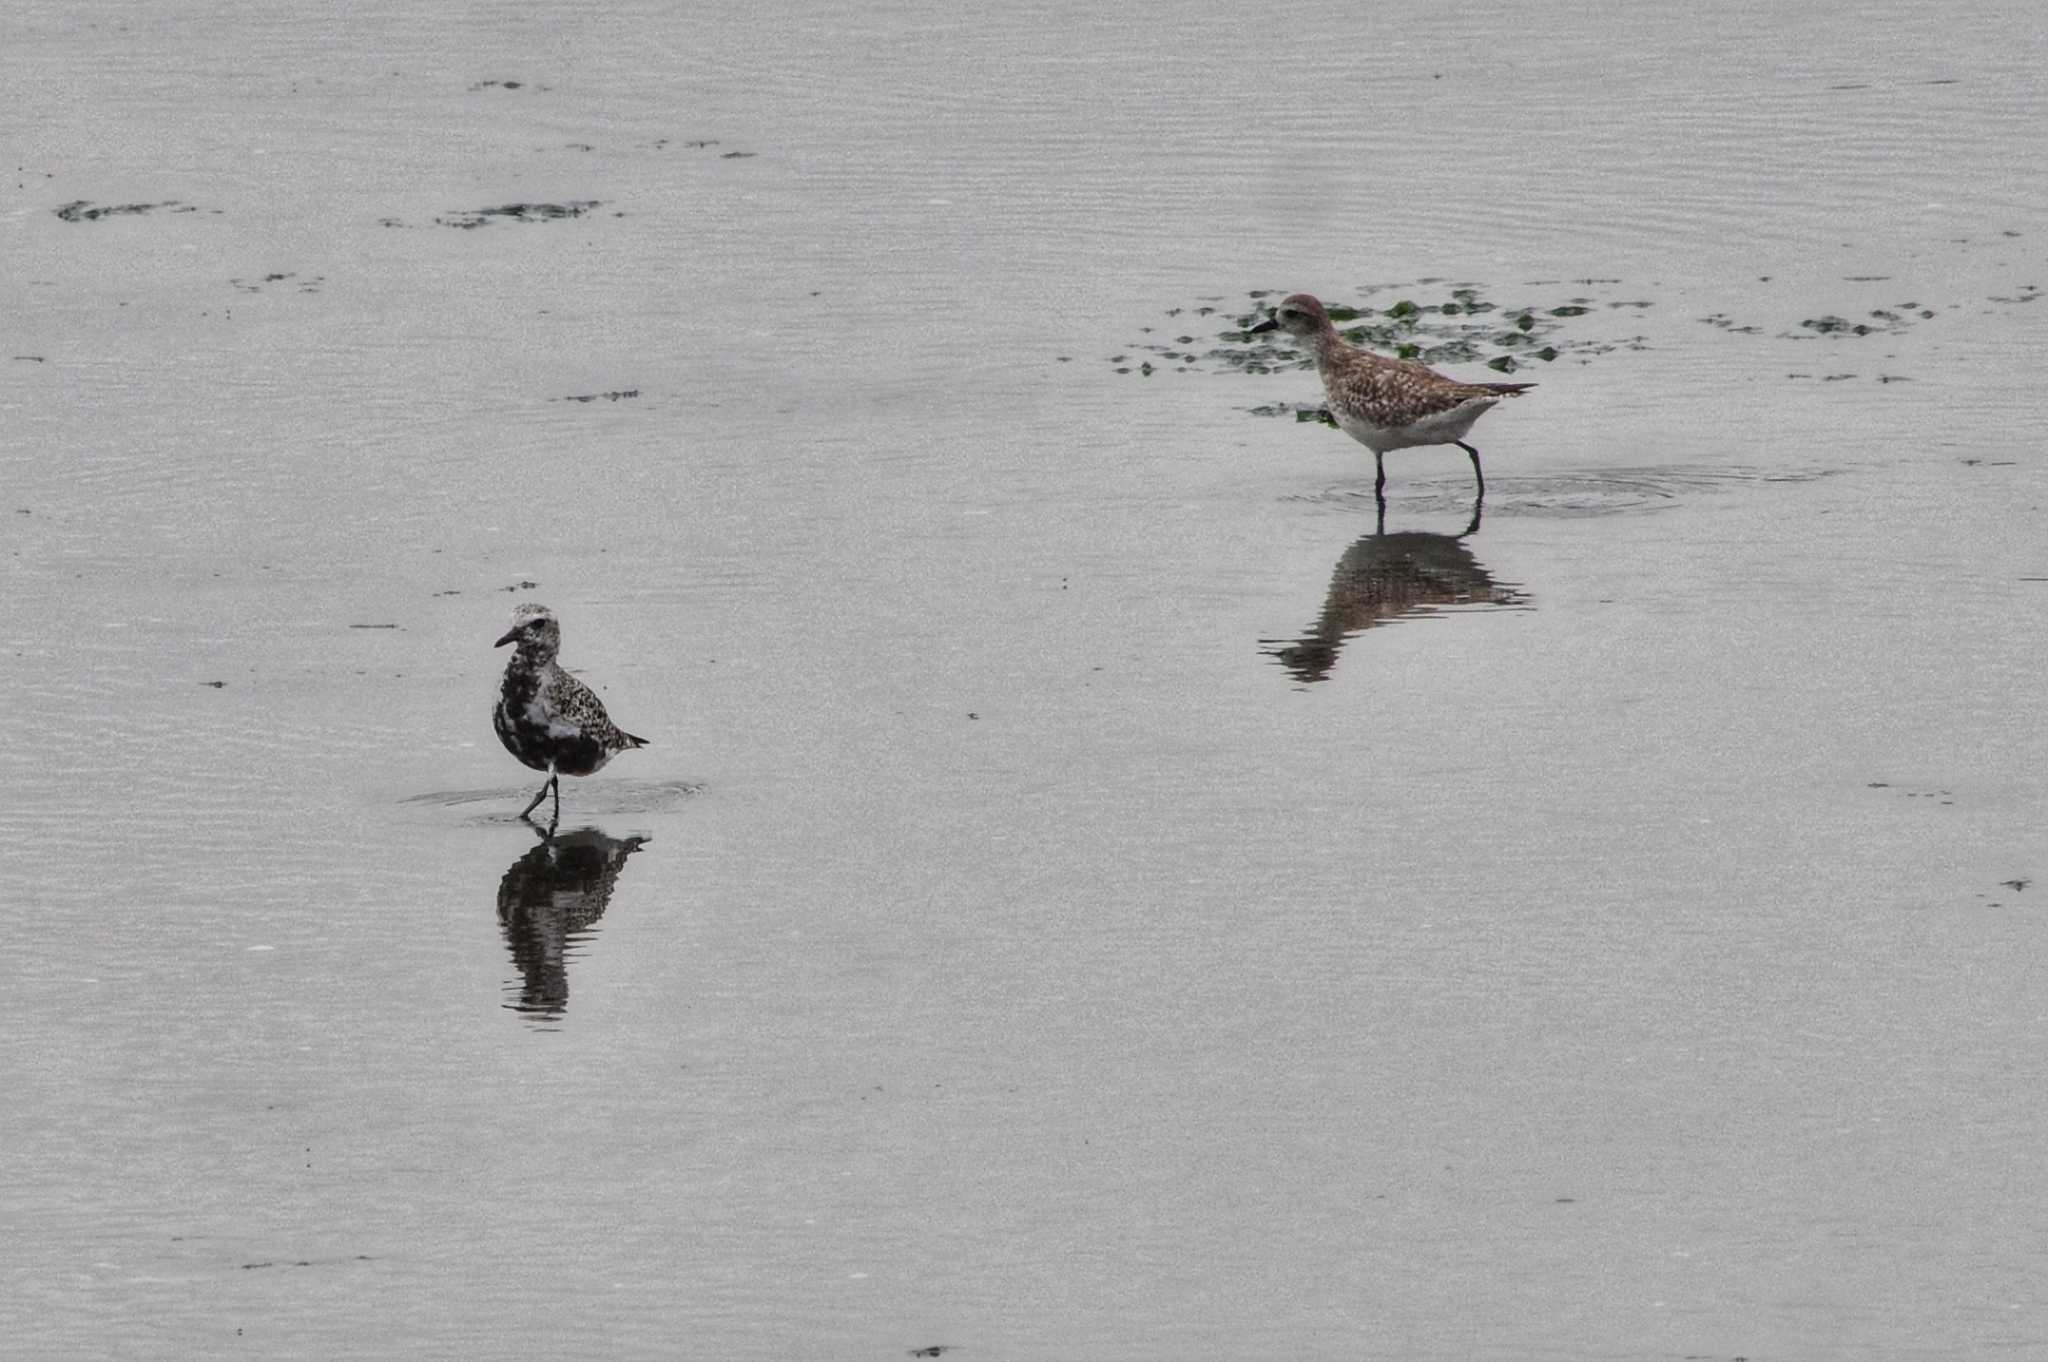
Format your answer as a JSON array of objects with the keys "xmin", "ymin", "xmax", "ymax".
[
  {"xmin": 494, "ymin": 629, "xmax": 518, "ymax": 647},
  {"xmin": 1246, "ymin": 317, "xmax": 1279, "ymax": 335}
]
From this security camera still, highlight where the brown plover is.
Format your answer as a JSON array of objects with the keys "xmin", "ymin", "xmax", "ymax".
[
  {"xmin": 1249, "ymin": 292, "xmax": 1534, "ymax": 502},
  {"xmin": 493, "ymin": 604, "xmax": 647, "ymax": 824}
]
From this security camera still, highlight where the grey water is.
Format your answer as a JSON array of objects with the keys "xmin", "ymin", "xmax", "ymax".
[{"xmin": 5, "ymin": 1, "xmax": 2045, "ymax": 1358}]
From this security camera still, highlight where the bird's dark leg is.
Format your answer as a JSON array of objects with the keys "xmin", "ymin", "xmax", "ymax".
[
  {"xmin": 1457, "ymin": 441, "xmax": 1485, "ymax": 503},
  {"xmin": 1374, "ymin": 496, "xmax": 1388, "ymax": 537},
  {"xmin": 1459, "ymin": 500, "xmax": 1483, "ymax": 537},
  {"xmin": 547, "ymin": 773, "xmax": 561, "ymax": 828},
  {"xmin": 518, "ymin": 767, "xmax": 561, "ymax": 823},
  {"xmin": 518, "ymin": 778, "xmax": 551, "ymax": 821},
  {"xmin": 1373, "ymin": 451, "xmax": 1387, "ymax": 504}
]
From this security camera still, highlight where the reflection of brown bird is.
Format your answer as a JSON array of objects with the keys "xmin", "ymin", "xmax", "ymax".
[
  {"xmin": 1263, "ymin": 503, "xmax": 1525, "ymax": 683},
  {"xmin": 1248, "ymin": 292, "xmax": 1533, "ymax": 502},
  {"xmin": 495, "ymin": 827, "xmax": 650, "ymax": 1020}
]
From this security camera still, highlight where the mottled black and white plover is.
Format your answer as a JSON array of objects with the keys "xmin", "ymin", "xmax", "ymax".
[
  {"xmin": 1249, "ymin": 292, "xmax": 1534, "ymax": 503},
  {"xmin": 493, "ymin": 603, "xmax": 647, "ymax": 824}
]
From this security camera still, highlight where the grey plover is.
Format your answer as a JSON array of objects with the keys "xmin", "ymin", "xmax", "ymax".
[
  {"xmin": 1249, "ymin": 292, "xmax": 1533, "ymax": 502},
  {"xmin": 498, "ymin": 828, "xmax": 650, "ymax": 1018},
  {"xmin": 493, "ymin": 603, "xmax": 647, "ymax": 824}
]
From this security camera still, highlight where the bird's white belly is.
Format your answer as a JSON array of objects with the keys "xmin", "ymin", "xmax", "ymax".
[{"xmin": 1338, "ymin": 396, "xmax": 1497, "ymax": 453}]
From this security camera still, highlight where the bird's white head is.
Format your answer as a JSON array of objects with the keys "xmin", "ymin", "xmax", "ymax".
[{"xmin": 494, "ymin": 603, "xmax": 560, "ymax": 661}]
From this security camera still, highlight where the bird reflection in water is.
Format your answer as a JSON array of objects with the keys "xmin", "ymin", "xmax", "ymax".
[
  {"xmin": 1263, "ymin": 502, "xmax": 1527, "ymax": 683},
  {"xmin": 496, "ymin": 826, "xmax": 650, "ymax": 1020}
]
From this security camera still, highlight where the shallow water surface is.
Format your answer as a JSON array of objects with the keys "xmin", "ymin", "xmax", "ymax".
[{"xmin": 5, "ymin": 2, "xmax": 2047, "ymax": 1359}]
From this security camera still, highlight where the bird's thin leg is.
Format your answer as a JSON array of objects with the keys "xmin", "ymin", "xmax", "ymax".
[
  {"xmin": 1457, "ymin": 441, "xmax": 1485, "ymax": 503},
  {"xmin": 1460, "ymin": 501, "xmax": 1483, "ymax": 537},
  {"xmin": 1374, "ymin": 496, "xmax": 1388, "ymax": 537},
  {"xmin": 547, "ymin": 773, "xmax": 561, "ymax": 826},
  {"xmin": 518, "ymin": 778, "xmax": 551, "ymax": 821},
  {"xmin": 1373, "ymin": 451, "xmax": 1387, "ymax": 502}
]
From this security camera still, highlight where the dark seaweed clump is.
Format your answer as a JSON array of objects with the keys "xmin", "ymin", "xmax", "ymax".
[
  {"xmin": 1702, "ymin": 306, "xmax": 1934, "ymax": 339},
  {"xmin": 1701, "ymin": 279, "xmax": 2038, "ymax": 350},
  {"xmin": 229, "ymin": 272, "xmax": 323, "ymax": 294},
  {"xmin": 435, "ymin": 201, "xmax": 601, "ymax": 229},
  {"xmin": 1114, "ymin": 282, "xmax": 1653, "ymax": 388},
  {"xmin": 55, "ymin": 200, "xmax": 198, "ymax": 221}
]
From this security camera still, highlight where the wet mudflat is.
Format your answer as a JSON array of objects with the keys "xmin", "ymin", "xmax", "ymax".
[{"xmin": 4, "ymin": 2, "xmax": 2045, "ymax": 1359}]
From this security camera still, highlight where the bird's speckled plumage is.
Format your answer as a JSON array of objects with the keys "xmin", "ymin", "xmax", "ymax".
[
  {"xmin": 493, "ymin": 603, "xmax": 646, "ymax": 821},
  {"xmin": 1255, "ymin": 292, "xmax": 1533, "ymax": 500}
]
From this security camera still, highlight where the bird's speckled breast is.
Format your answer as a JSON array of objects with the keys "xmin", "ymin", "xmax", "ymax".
[
  {"xmin": 496, "ymin": 661, "xmax": 618, "ymax": 777},
  {"xmin": 494, "ymin": 665, "xmax": 555, "ymax": 772}
]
